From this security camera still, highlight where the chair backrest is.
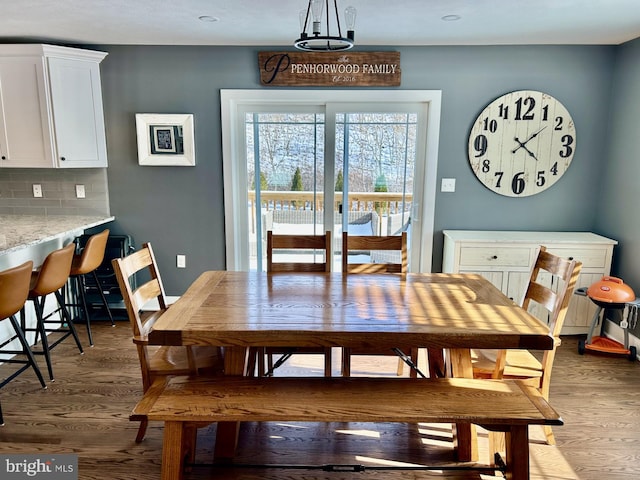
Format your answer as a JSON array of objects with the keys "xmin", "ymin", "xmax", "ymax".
[
  {"xmin": 0, "ymin": 261, "xmax": 34, "ymax": 319},
  {"xmin": 267, "ymin": 231, "xmax": 331, "ymax": 273},
  {"xmin": 29, "ymin": 243, "xmax": 75, "ymax": 297},
  {"xmin": 72, "ymin": 229, "xmax": 110, "ymax": 275},
  {"xmin": 111, "ymin": 242, "xmax": 168, "ymax": 342},
  {"xmin": 521, "ymin": 246, "xmax": 582, "ymax": 338},
  {"xmin": 342, "ymin": 231, "xmax": 408, "ymax": 275}
]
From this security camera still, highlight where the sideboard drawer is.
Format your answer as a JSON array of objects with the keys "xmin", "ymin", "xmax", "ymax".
[
  {"xmin": 546, "ymin": 247, "xmax": 608, "ymax": 269},
  {"xmin": 458, "ymin": 247, "xmax": 531, "ymax": 268}
]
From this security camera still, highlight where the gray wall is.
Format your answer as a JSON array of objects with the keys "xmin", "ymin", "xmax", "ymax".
[
  {"xmin": 98, "ymin": 44, "xmax": 619, "ymax": 295},
  {"xmin": 596, "ymin": 38, "xmax": 640, "ymax": 289}
]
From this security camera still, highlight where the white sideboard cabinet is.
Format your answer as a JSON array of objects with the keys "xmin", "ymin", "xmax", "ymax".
[
  {"xmin": 0, "ymin": 44, "xmax": 108, "ymax": 168},
  {"xmin": 442, "ymin": 230, "xmax": 618, "ymax": 335}
]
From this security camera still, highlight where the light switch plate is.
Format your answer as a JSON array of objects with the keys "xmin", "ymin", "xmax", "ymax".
[
  {"xmin": 75, "ymin": 184, "xmax": 86, "ymax": 198},
  {"xmin": 176, "ymin": 255, "xmax": 186, "ymax": 268}
]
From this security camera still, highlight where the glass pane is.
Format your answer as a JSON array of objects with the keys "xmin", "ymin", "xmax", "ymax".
[
  {"xmin": 336, "ymin": 112, "xmax": 417, "ymax": 271},
  {"xmin": 246, "ymin": 113, "xmax": 325, "ymax": 271}
]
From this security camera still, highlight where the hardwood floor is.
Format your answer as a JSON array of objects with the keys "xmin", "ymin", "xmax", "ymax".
[{"xmin": 1, "ymin": 321, "xmax": 639, "ymax": 479}]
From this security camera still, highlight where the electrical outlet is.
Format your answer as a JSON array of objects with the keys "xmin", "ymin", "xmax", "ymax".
[
  {"xmin": 176, "ymin": 255, "xmax": 186, "ymax": 268},
  {"xmin": 441, "ymin": 178, "xmax": 456, "ymax": 192},
  {"xmin": 75, "ymin": 184, "xmax": 86, "ymax": 198},
  {"xmin": 32, "ymin": 184, "xmax": 43, "ymax": 198}
]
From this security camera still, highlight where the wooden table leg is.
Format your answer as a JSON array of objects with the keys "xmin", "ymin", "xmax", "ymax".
[
  {"xmin": 505, "ymin": 425, "xmax": 530, "ymax": 480},
  {"xmin": 448, "ymin": 348, "xmax": 478, "ymax": 462},
  {"xmin": 161, "ymin": 421, "xmax": 186, "ymax": 480},
  {"xmin": 213, "ymin": 346, "xmax": 248, "ymax": 462}
]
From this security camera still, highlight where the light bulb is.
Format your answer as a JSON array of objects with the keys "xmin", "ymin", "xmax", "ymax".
[
  {"xmin": 344, "ymin": 6, "xmax": 356, "ymax": 41},
  {"xmin": 310, "ymin": 0, "xmax": 325, "ymax": 35}
]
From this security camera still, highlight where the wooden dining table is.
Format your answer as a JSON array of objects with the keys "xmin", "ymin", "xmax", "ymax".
[{"xmin": 148, "ymin": 270, "xmax": 553, "ymax": 462}]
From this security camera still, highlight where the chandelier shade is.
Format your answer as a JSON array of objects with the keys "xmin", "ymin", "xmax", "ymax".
[{"xmin": 295, "ymin": 0, "xmax": 356, "ymax": 52}]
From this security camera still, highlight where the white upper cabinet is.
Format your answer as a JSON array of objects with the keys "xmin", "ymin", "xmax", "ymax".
[{"xmin": 0, "ymin": 44, "xmax": 108, "ymax": 168}]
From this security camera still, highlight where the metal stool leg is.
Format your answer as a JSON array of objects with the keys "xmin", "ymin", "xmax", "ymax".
[
  {"xmin": 75, "ymin": 276, "xmax": 94, "ymax": 346},
  {"xmin": 32, "ymin": 297, "xmax": 55, "ymax": 382},
  {"xmin": 8, "ymin": 314, "xmax": 47, "ymax": 388}
]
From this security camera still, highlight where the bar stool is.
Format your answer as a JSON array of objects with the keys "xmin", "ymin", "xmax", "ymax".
[
  {"xmin": 23, "ymin": 243, "xmax": 84, "ymax": 382},
  {"xmin": 68, "ymin": 229, "xmax": 114, "ymax": 346},
  {"xmin": 1, "ymin": 261, "xmax": 48, "ymax": 425}
]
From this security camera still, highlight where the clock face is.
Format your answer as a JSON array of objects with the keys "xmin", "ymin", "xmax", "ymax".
[{"xmin": 468, "ymin": 90, "xmax": 576, "ymax": 197}]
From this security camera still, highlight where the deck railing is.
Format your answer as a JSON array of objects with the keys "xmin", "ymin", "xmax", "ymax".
[{"xmin": 248, "ymin": 190, "xmax": 412, "ymax": 214}]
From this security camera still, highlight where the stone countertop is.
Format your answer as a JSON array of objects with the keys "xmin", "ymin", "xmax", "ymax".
[{"xmin": 0, "ymin": 215, "xmax": 115, "ymax": 256}]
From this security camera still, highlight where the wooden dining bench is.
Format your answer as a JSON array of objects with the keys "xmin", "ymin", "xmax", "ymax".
[{"xmin": 132, "ymin": 375, "xmax": 563, "ymax": 480}]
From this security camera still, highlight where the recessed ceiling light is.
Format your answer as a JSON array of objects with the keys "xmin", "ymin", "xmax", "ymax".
[
  {"xmin": 441, "ymin": 14, "xmax": 461, "ymax": 22},
  {"xmin": 198, "ymin": 15, "xmax": 219, "ymax": 22}
]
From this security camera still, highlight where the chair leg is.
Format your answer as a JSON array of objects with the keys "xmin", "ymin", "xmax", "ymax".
[
  {"xmin": 8, "ymin": 314, "xmax": 47, "ymax": 389},
  {"xmin": 341, "ymin": 348, "xmax": 351, "ymax": 376},
  {"xmin": 75, "ymin": 276, "xmax": 94, "ymax": 346},
  {"xmin": 32, "ymin": 298, "xmax": 55, "ymax": 382},
  {"xmin": 324, "ymin": 348, "xmax": 332, "ymax": 377},
  {"xmin": 543, "ymin": 425, "xmax": 556, "ymax": 445},
  {"xmin": 0, "ymin": 400, "xmax": 3, "ymax": 426},
  {"xmin": 55, "ymin": 290, "xmax": 84, "ymax": 354},
  {"xmin": 135, "ymin": 418, "xmax": 149, "ymax": 443}
]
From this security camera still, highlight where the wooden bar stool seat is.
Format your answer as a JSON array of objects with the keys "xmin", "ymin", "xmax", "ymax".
[
  {"xmin": 68, "ymin": 229, "xmax": 114, "ymax": 346},
  {"xmin": 22, "ymin": 243, "xmax": 84, "ymax": 382},
  {"xmin": 0, "ymin": 261, "xmax": 48, "ymax": 425}
]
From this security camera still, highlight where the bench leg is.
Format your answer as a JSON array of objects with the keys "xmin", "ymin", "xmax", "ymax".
[
  {"xmin": 161, "ymin": 421, "xmax": 186, "ymax": 480},
  {"xmin": 214, "ymin": 347, "xmax": 246, "ymax": 461},
  {"xmin": 505, "ymin": 425, "xmax": 530, "ymax": 480},
  {"xmin": 448, "ymin": 348, "xmax": 478, "ymax": 462}
]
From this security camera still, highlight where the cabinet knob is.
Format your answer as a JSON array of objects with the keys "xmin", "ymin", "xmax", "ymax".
[
  {"xmin": 60, "ymin": 156, "xmax": 66, "ymax": 161},
  {"xmin": 1, "ymin": 156, "xmax": 6, "ymax": 160},
  {"xmin": 491, "ymin": 255, "xmax": 498, "ymax": 260},
  {"xmin": 568, "ymin": 256, "xmax": 574, "ymax": 260}
]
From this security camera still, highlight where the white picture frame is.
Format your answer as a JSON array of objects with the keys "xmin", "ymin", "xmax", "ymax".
[{"xmin": 135, "ymin": 113, "xmax": 195, "ymax": 166}]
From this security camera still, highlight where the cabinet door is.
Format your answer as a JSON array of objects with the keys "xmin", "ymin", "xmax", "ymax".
[
  {"xmin": 0, "ymin": 58, "xmax": 55, "ymax": 168},
  {"xmin": 47, "ymin": 57, "xmax": 107, "ymax": 167}
]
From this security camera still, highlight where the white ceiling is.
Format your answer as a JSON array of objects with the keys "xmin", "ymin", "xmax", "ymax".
[{"xmin": 1, "ymin": 0, "xmax": 639, "ymax": 47}]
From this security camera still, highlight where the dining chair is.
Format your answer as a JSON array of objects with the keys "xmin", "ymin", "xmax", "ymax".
[
  {"xmin": 472, "ymin": 245, "xmax": 582, "ymax": 447},
  {"xmin": 263, "ymin": 230, "xmax": 333, "ymax": 377},
  {"xmin": 67, "ymin": 229, "xmax": 114, "ymax": 347},
  {"xmin": 1, "ymin": 261, "xmax": 48, "ymax": 425},
  {"xmin": 341, "ymin": 231, "xmax": 420, "ymax": 377},
  {"xmin": 111, "ymin": 242, "xmax": 224, "ymax": 442},
  {"xmin": 22, "ymin": 243, "xmax": 84, "ymax": 382}
]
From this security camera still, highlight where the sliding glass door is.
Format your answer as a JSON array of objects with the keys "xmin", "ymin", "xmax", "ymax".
[{"xmin": 221, "ymin": 90, "xmax": 441, "ymax": 273}]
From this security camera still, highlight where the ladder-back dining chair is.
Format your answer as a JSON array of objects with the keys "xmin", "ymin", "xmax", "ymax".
[
  {"xmin": 112, "ymin": 242, "xmax": 223, "ymax": 442},
  {"xmin": 472, "ymin": 245, "xmax": 582, "ymax": 447},
  {"xmin": 262, "ymin": 230, "xmax": 333, "ymax": 377},
  {"xmin": 341, "ymin": 231, "xmax": 421, "ymax": 377}
]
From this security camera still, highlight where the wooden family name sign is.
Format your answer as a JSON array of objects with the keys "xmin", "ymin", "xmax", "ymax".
[{"xmin": 259, "ymin": 51, "xmax": 401, "ymax": 87}]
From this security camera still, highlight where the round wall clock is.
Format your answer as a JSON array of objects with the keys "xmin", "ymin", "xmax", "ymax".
[{"xmin": 468, "ymin": 90, "xmax": 576, "ymax": 197}]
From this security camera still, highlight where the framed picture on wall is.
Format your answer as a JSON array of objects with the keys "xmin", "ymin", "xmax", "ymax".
[{"xmin": 135, "ymin": 113, "xmax": 195, "ymax": 166}]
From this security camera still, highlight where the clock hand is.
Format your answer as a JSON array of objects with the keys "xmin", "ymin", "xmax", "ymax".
[
  {"xmin": 521, "ymin": 126, "xmax": 547, "ymax": 146},
  {"xmin": 512, "ymin": 137, "xmax": 538, "ymax": 160}
]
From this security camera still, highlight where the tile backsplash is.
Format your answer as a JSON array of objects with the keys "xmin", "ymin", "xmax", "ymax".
[{"xmin": 0, "ymin": 168, "xmax": 110, "ymax": 216}]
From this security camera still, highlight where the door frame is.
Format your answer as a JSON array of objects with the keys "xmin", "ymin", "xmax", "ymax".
[{"xmin": 221, "ymin": 89, "xmax": 442, "ymax": 272}]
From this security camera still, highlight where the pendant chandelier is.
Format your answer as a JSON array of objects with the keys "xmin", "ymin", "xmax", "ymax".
[{"xmin": 295, "ymin": 0, "xmax": 356, "ymax": 52}]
